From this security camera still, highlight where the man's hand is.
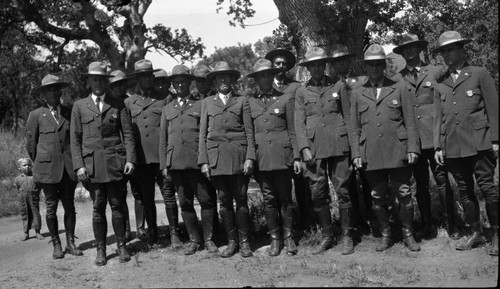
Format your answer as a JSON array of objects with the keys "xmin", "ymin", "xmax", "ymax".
[
  {"xmin": 352, "ymin": 157, "xmax": 363, "ymax": 170},
  {"xmin": 162, "ymin": 168, "xmax": 169, "ymax": 178},
  {"xmin": 408, "ymin": 153, "xmax": 419, "ymax": 165},
  {"xmin": 77, "ymin": 167, "xmax": 89, "ymax": 183},
  {"xmin": 434, "ymin": 150, "xmax": 444, "ymax": 166},
  {"xmin": 293, "ymin": 160, "xmax": 301, "ymax": 175},
  {"xmin": 201, "ymin": 164, "xmax": 211, "ymax": 179},
  {"xmin": 301, "ymin": 148, "xmax": 315, "ymax": 167},
  {"xmin": 493, "ymin": 144, "xmax": 499, "ymax": 159},
  {"xmin": 243, "ymin": 159, "xmax": 254, "ymax": 176},
  {"xmin": 124, "ymin": 162, "xmax": 135, "ymax": 175}
]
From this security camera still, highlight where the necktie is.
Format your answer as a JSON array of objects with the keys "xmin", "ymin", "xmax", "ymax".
[
  {"xmin": 179, "ymin": 99, "xmax": 184, "ymax": 106},
  {"xmin": 277, "ymin": 81, "xmax": 283, "ymax": 88},
  {"xmin": 412, "ymin": 69, "xmax": 418, "ymax": 83},
  {"xmin": 451, "ymin": 70, "xmax": 459, "ymax": 83},
  {"xmin": 221, "ymin": 95, "xmax": 227, "ymax": 105},
  {"xmin": 51, "ymin": 108, "xmax": 59, "ymax": 123},
  {"xmin": 373, "ymin": 83, "xmax": 379, "ymax": 99},
  {"xmin": 96, "ymin": 96, "xmax": 101, "ymax": 112}
]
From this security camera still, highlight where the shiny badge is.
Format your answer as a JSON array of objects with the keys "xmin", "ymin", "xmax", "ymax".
[
  {"xmin": 466, "ymin": 90, "xmax": 473, "ymax": 97},
  {"xmin": 274, "ymin": 108, "xmax": 280, "ymax": 114},
  {"xmin": 392, "ymin": 99, "xmax": 398, "ymax": 105},
  {"xmin": 112, "ymin": 114, "xmax": 118, "ymax": 119},
  {"xmin": 332, "ymin": 92, "xmax": 339, "ymax": 99},
  {"xmin": 425, "ymin": 81, "xmax": 431, "ymax": 87}
]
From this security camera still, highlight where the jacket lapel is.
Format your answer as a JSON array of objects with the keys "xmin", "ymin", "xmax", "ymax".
[
  {"xmin": 85, "ymin": 95, "xmax": 101, "ymax": 115},
  {"xmin": 376, "ymin": 79, "xmax": 395, "ymax": 105},
  {"xmin": 41, "ymin": 107, "xmax": 59, "ymax": 128},
  {"xmin": 454, "ymin": 67, "xmax": 472, "ymax": 88}
]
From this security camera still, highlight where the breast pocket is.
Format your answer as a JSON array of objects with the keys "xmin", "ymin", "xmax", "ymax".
[
  {"xmin": 386, "ymin": 100, "xmax": 402, "ymax": 121},
  {"xmin": 39, "ymin": 126, "xmax": 55, "ymax": 144},
  {"xmin": 131, "ymin": 109, "xmax": 142, "ymax": 121},
  {"xmin": 326, "ymin": 97, "xmax": 340, "ymax": 113},
  {"xmin": 81, "ymin": 115, "xmax": 98, "ymax": 137},
  {"xmin": 305, "ymin": 98, "xmax": 317, "ymax": 116},
  {"xmin": 151, "ymin": 107, "xmax": 162, "ymax": 126},
  {"xmin": 358, "ymin": 104, "xmax": 370, "ymax": 125},
  {"xmin": 465, "ymin": 88, "xmax": 483, "ymax": 108}
]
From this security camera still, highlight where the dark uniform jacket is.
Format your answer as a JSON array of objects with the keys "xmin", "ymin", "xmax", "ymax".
[
  {"xmin": 349, "ymin": 77, "xmax": 420, "ymax": 171},
  {"xmin": 159, "ymin": 95, "xmax": 202, "ymax": 171},
  {"xmin": 273, "ymin": 77, "xmax": 301, "ymax": 96},
  {"xmin": 26, "ymin": 105, "xmax": 76, "ymax": 184},
  {"xmin": 248, "ymin": 90, "xmax": 299, "ymax": 171},
  {"xmin": 71, "ymin": 95, "xmax": 136, "ymax": 183},
  {"xmin": 125, "ymin": 90, "xmax": 168, "ymax": 165},
  {"xmin": 397, "ymin": 64, "xmax": 444, "ymax": 149},
  {"xmin": 295, "ymin": 76, "xmax": 350, "ymax": 159},
  {"xmin": 198, "ymin": 93, "xmax": 256, "ymax": 176},
  {"xmin": 433, "ymin": 64, "xmax": 499, "ymax": 158}
]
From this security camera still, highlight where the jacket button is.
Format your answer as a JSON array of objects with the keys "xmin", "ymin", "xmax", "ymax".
[
  {"xmin": 321, "ymin": 114, "xmax": 325, "ymax": 117},
  {"xmin": 180, "ymin": 130, "xmax": 183, "ymax": 133},
  {"xmin": 378, "ymin": 134, "xmax": 382, "ymax": 137},
  {"xmin": 377, "ymin": 123, "xmax": 380, "ymax": 127},
  {"xmin": 456, "ymin": 121, "xmax": 460, "ymax": 125},
  {"xmin": 417, "ymin": 115, "xmax": 422, "ymax": 119},
  {"xmin": 268, "ymin": 140, "xmax": 271, "ymax": 144},
  {"xmin": 264, "ymin": 119, "xmax": 268, "ymax": 122},
  {"xmin": 454, "ymin": 111, "xmax": 458, "ymax": 115},
  {"xmin": 452, "ymin": 91, "xmax": 456, "ymax": 95},
  {"xmin": 322, "ymin": 124, "xmax": 326, "ymax": 127},
  {"xmin": 224, "ymin": 120, "xmax": 227, "ymax": 123},
  {"xmin": 415, "ymin": 104, "xmax": 419, "ymax": 108},
  {"xmin": 376, "ymin": 112, "xmax": 380, "ymax": 116},
  {"xmin": 453, "ymin": 102, "xmax": 457, "ymax": 105},
  {"xmin": 265, "ymin": 130, "xmax": 269, "ymax": 133}
]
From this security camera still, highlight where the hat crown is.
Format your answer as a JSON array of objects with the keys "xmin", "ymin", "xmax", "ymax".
[
  {"xmin": 134, "ymin": 59, "xmax": 155, "ymax": 73},
  {"xmin": 154, "ymin": 69, "xmax": 168, "ymax": 78},
  {"xmin": 331, "ymin": 45, "xmax": 351, "ymax": 59},
  {"xmin": 304, "ymin": 47, "xmax": 328, "ymax": 62},
  {"xmin": 212, "ymin": 61, "xmax": 233, "ymax": 73},
  {"xmin": 86, "ymin": 61, "xmax": 109, "ymax": 76},
  {"xmin": 193, "ymin": 65, "xmax": 211, "ymax": 78},
  {"xmin": 41, "ymin": 74, "xmax": 62, "ymax": 86},
  {"xmin": 170, "ymin": 65, "xmax": 191, "ymax": 77},
  {"xmin": 399, "ymin": 33, "xmax": 420, "ymax": 46},
  {"xmin": 438, "ymin": 31, "xmax": 464, "ymax": 46},
  {"xmin": 109, "ymin": 70, "xmax": 128, "ymax": 84},
  {"xmin": 253, "ymin": 59, "xmax": 274, "ymax": 72},
  {"xmin": 364, "ymin": 44, "xmax": 386, "ymax": 60}
]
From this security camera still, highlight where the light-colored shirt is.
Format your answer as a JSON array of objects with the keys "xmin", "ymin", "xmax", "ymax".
[{"xmin": 91, "ymin": 93, "xmax": 105, "ymax": 112}]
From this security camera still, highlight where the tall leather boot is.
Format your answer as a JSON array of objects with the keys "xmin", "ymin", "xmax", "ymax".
[
  {"xmin": 416, "ymin": 191, "xmax": 434, "ymax": 240},
  {"xmin": 456, "ymin": 201, "xmax": 486, "ymax": 250},
  {"xmin": 124, "ymin": 198, "xmax": 132, "ymax": 241},
  {"xmin": 265, "ymin": 208, "xmax": 281, "ymax": 256},
  {"xmin": 182, "ymin": 211, "xmax": 202, "ymax": 255},
  {"xmin": 112, "ymin": 217, "xmax": 130, "ymax": 263},
  {"xmin": 220, "ymin": 209, "xmax": 238, "ymax": 258},
  {"xmin": 134, "ymin": 199, "xmax": 147, "ymax": 241},
  {"xmin": 201, "ymin": 209, "xmax": 219, "ymax": 253},
  {"xmin": 93, "ymin": 220, "xmax": 107, "ymax": 266},
  {"xmin": 64, "ymin": 212, "xmax": 83, "ymax": 256},
  {"xmin": 399, "ymin": 201, "xmax": 421, "ymax": 251},
  {"xmin": 237, "ymin": 207, "xmax": 253, "ymax": 257},
  {"xmin": 340, "ymin": 207, "xmax": 354, "ymax": 255},
  {"xmin": 486, "ymin": 202, "xmax": 498, "ymax": 256},
  {"xmin": 439, "ymin": 182, "xmax": 460, "ymax": 240},
  {"xmin": 312, "ymin": 205, "xmax": 335, "ymax": 255},
  {"xmin": 281, "ymin": 206, "xmax": 297, "ymax": 255},
  {"xmin": 165, "ymin": 204, "xmax": 182, "ymax": 248},
  {"xmin": 47, "ymin": 217, "xmax": 64, "ymax": 259},
  {"xmin": 373, "ymin": 204, "xmax": 392, "ymax": 251},
  {"xmin": 144, "ymin": 204, "xmax": 158, "ymax": 246}
]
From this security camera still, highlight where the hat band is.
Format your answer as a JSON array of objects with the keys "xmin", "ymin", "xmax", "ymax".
[
  {"xmin": 439, "ymin": 38, "xmax": 467, "ymax": 46},
  {"xmin": 332, "ymin": 52, "xmax": 349, "ymax": 58},
  {"xmin": 305, "ymin": 55, "xmax": 327, "ymax": 62},
  {"xmin": 364, "ymin": 55, "xmax": 386, "ymax": 60}
]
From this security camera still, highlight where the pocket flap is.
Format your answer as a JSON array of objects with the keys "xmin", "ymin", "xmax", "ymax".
[
  {"xmin": 40, "ymin": 127, "xmax": 55, "ymax": 133},
  {"xmin": 397, "ymin": 128, "xmax": 408, "ymax": 140},
  {"xmin": 472, "ymin": 120, "xmax": 489, "ymax": 130},
  {"xmin": 82, "ymin": 148, "xmax": 94, "ymax": 157},
  {"xmin": 387, "ymin": 100, "xmax": 401, "ymax": 108},
  {"xmin": 82, "ymin": 115, "xmax": 94, "ymax": 124},
  {"xmin": 151, "ymin": 108, "xmax": 162, "ymax": 115},
  {"xmin": 207, "ymin": 142, "xmax": 219, "ymax": 149},
  {"xmin": 359, "ymin": 104, "xmax": 369, "ymax": 112},
  {"xmin": 282, "ymin": 141, "xmax": 292, "ymax": 148},
  {"xmin": 131, "ymin": 109, "xmax": 142, "ymax": 117},
  {"xmin": 37, "ymin": 153, "xmax": 51, "ymax": 162},
  {"xmin": 337, "ymin": 126, "xmax": 348, "ymax": 136}
]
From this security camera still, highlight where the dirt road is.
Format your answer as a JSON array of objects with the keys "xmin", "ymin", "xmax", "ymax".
[{"xmin": 0, "ymin": 192, "xmax": 498, "ymax": 288}]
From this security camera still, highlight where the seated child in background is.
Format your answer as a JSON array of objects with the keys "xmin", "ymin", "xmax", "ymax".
[{"xmin": 14, "ymin": 158, "xmax": 44, "ymax": 241}]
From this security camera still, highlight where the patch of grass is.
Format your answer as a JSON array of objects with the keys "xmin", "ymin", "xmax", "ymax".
[
  {"xmin": 0, "ymin": 178, "xmax": 19, "ymax": 217},
  {"xmin": 458, "ymin": 266, "xmax": 470, "ymax": 280}
]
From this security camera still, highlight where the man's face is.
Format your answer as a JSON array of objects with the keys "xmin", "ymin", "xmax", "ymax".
[
  {"xmin": 439, "ymin": 44, "xmax": 464, "ymax": 68},
  {"xmin": 214, "ymin": 74, "xmax": 233, "ymax": 95},
  {"xmin": 172, "ymin": 75, "xmax": 191, "ymax": 97},
  {"xmin": 87, "ymin": 76, "xmax": 108, "ymax": 96},
  {"xmin": 306, "ymin": 61, "xmax": 326, "ymax": 81},
  {"xmin": 272, "ymin": 56, "xmax": 288, "ymax": 73},
  {"xmin": 254, "ymin": 71, "xmax": 275, "ymax": 93},
  {"xmin": 135, "ymin": 73, "xmax": 154, "ymax": 92},
  {"xmin": 195, "ymin": 78, "xmax": 211, "ymax": 94},
  {"xmin": 40, "ymin": 85, "xmax": 62, "ymax": 107},
  {"xmin": 401, "ymin": 44, "xmax": 422, "ymax": 63},
  {"xmin": 153, "ymin": 78, "xmax": 171, "ymax": 95},
  {"xmin": 332, "ymin": 57, "xmax": 351, "ymax": 76},
  {"xmin": 109, "ymin": 81, "xmax": 128, "ymax": 98},
  {"xmin": 364, "ymin": 60, "xmax": 386, "ymax": 82}
]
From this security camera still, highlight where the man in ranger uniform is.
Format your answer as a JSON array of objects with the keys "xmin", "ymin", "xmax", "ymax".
[
  {"xmin": 393, "ymin": 33, "xmax": 459, "ymax": 240},
  {"xmin": 247, "ymin": 59, "xmax": 300, "ymax": 256},
  {"xmin": 160, "ymin": 65, "xmax": 218, "ymax": 255},
  {"xmin": 295, "ymin": 47, "xmax": 354, "ymax": 255},
  {"xmin": 433, "ymin": 31, "xmax": 498, "ymax": 256},
  {"xmin": 198, "ymin": 61, "xmax": 256, "ymax": 258}
]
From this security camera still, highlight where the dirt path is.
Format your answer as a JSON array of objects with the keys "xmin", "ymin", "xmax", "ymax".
[{"xmin": 0, "ymin": 192, "xmax": 498, "ymax": 288}]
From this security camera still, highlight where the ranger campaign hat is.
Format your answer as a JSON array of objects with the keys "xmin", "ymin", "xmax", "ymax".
[
  {"xmin": 81, "ymin": 61, "xmax": 113, "ymax": 77},
  {"xmin": 364, "ymin": 44, "xmax": 386, "ymax": 61},
  {"xmin": 129, "ymin": 59, "xmax": 161, "ymax": 76},
  {"xmin": 298, "ymin": 47, "xmax": 334, "ymax": 66},
  {"xmin": 393, "ymin": 33, "xmax": 428, "ymax": 55},
  {"xmin": 264, "ymin": 48, "xmax": 296, "ymax": 70},
  {"xmin": 433, "ymin": 31, "xmax": 472, "ymax": 53},
  {"xmin": 247, "ymin": 59, "xmax": 281, "ymax": 78},
  {"xmin": 33, "ymin": 74, "xmax": 69, "ymax": 94},
  {"xmin": 331, "ymin": 45, "xmax": 355, "ymax": 60},
  {"xmin": 108, "ymin": 70, "xmax": 131, "ymax": 85},
  {"xmin": 166, "ymin": 65, "xmax": 196, "ymax": 82},
  {"xmin": 206, "ymin": 61, "xmax": 241, "ymax": 83},
  {"xmin": 193, "ymin": 65, "xmax": 212, "ymax": 79},
  {"xmin": 154, "ymin": 69, "xmax": 169, "ymax": 79}
]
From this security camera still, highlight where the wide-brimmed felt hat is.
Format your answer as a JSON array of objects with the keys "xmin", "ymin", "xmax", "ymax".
[
  {"xmin": 264, "ymin": 48, "xmax": 296, "ymax": 70},
  {"xmin": 364, "ymin": 44, "xmax": 386, "ymax": 61},
  {"xmin": 393, "ymin": 33, "xmax": 428, "ymax": 55},
  {"xmin": 331, "ymin": 45, "xmax": 355, "ymax": 60},
  {"xmin": 206, "ymin": 61, "xmax": 241, "ymax": 83},
  {"xmin": 166, "ymin": 65, "xmax": 196, "ymax": 82},
  {"xmin": 108, "ymin": 70, "xmax": 131, "ymax": 85},
  {"xmin": 129, "ymin": 59, "xmax": 161, "ymax": 76},
  {"xmin": 298, "ymin": 47, "xmax": 334, "ymax": 66},
  {"xmin": 433, "ymin": 31, "xmax": 472, "ymax": 53},
  {"xmin": 154, "ymin": 69, "xmax": 168, "ymax": 79},
  {"xmin": 81, "ymin": 61, "xmax": 113, "ymax": 77},
  {"xmin": 33, "ymin": 74, "xmax": 69, "ymax": 94},
  {"xmin": 247, "ymin": 59, "xmax": 281, "ymax": 78},
  {"xmin": 193, "ymin": 65, "xmax": 212, "ymax": 79}
]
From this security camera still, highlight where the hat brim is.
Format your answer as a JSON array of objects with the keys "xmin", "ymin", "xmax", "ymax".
[
  {"xmin": 433, "ymin": 39, "xmax": 472, "ymax": 53},
  {"xmin": 33, "ymin": 82, "xmax": 70, "ymax": 94},
  {"xmin": 298, "ymin": 56, "xmax": 334, "ymax": 67},
  {"xmin": 166, "ymin": 74, "xmax": 196, "ymax": 82},
  {"xmin": 393, "ymin": 40, "xmax": 429, "ymax": 54},
  {"xmin": 206, "ymin": 70, "xmax": 241, "ymax": 83},
  {"xmin": 330, "ymin": 53, "xmax": 354, "ymax": 61},
  {"xmin": 109, "ymin": 77, "xmax": 132, "ymax": 85},
  {"xmin": 81, "ymin": 73, "xmax": 113, "ymax": 78},
  {"xmin": 247, "ymin": 68, "xmax": 281, "ymax": 78},
  {"xmin": 129, "ymin": 69, "xmax": 162, "ymax": 76},
  {"xmin": 264, "ymin": 49, "xmax": 297, "ymax": 70}
]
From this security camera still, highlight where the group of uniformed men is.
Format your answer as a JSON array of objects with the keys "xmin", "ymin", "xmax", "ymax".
[{"xmin": 25, "ymin": 30, "xmax": 498, "ymax": 266}]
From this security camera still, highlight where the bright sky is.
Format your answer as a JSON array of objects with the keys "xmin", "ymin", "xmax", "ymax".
[{"xmin": 143, "ymin": 0, "xmax": 280, "ymax": 72}]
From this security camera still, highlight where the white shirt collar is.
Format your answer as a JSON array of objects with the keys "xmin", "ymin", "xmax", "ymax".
[{"xmin": 91, "ymin": 93, "xmax": 105, "ymax": 102}]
